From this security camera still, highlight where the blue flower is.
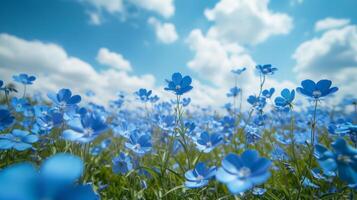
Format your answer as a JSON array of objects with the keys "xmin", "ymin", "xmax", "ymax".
[
  {"xmin": 231, "ymin": 67, "xmax": 246, "ymax": 75},
  {"xmin": 13, "ymin": 73, "xmax": 36, "ymax": 85},
  {"xmin": 256, "ymin": 64, "xmax": 277, "ymax": 75},
  {"xmin": 247, "ymin": 95, "xmax": 266, "ymax": 110},
  {"xmin": 0, "ymin": 129, "xmax": 39, "ymax": 151},
  {"xmin": 135, "ymin": 88, "xmax": 152, "ymax": 102},
  {"xmin": 315, "ymin": 138, "xmax": 357, "ymax": 185},
  {"xmin": 149, "ymin": 95, "xmax": 160, "ymax": 103},
  {"xmin": 0, "ymin": 108, "xmax": 15, "ymax": 131},
  {"xmin": 185, "ymin": 162, "xmax": 216, "ymax": 188},
  {"xmin": 262, "ymin": 88, "xmax": 275, "ymax": 98},
  {"xmin": 112, "ymin": 153, "xmax": 133, "ymax": 175},
  {"xmin": 252, "ymin": 187, "xmax": 266, "ymax": 196},
  {"xmin": 182, "ymin": 98, "xmax": 191, "ymax": 107},
  {"xmin": 297, "ymin": 79, "xmax": 338, "ymax": 99},
  {"xmin": 47, "ymin": 88, "xmax": 81, "ymax": 111},
  {"xmin": 274, "ymin": 89, "xmax": 295, "ymax": 108},
  {"xmin": 165, "ymin": 72, "xmax": 193, "ymax": 95},
  {"xmin": 90, "ymin": 139, "xmax": 111, "ymax": 156},
  {"xmin": 195, "ymin": 132, "xmax": 223, "ymax": 153},
  {"xmin": 227, "ymin": 87, "xmax": 241, "ymax": 98},
  {"xmin": 11, "ymin": 97, "xmax": 32, "ymax": 114},
  {"xmin": 125, "ymin": 131, "xmax": 152, "ymax": 156},
  {"xmin": 0, "ymin": 153, "xmax": 99, "ymax": 200},
  {"xmin": 62, "ymin": 110, "xmax": 107, "ymax": 143},
  {"xmin": 216, "ymin": 150, "xmax": 271, "ymax": 194}
]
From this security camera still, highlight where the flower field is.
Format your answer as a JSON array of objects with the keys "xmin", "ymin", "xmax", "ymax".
[{"xmin": 0, "ymin": 66, "xmax": 356, "ymax": 200}]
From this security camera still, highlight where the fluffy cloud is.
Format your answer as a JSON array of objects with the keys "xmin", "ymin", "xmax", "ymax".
[
  {"xmin": 315, "ymin": 18, "xmax": 350, "ymax": 32},
  {"xmin": 293, "ymin": 24, "xmax": 357, "ymax": 97},
  {"xmin": 185, "ymin": 29, "xmax": 296, "ymax": 109},
  {"xmin": 0, "ymin": 33, "xmax": 230, "ymax": 109},
  {"xmin": 96, "ymin": 48, "xmax": 132, "ymax": 71},
  {"xmin": 131, "ymin": 0, "xmax": 174, "ymax": 19},
  {"xmin": 204, "ymin": 0, "xmax": 293, "ymax": 45},
  {"xmin": 0, "ymin": 33, "xmax": 155, "ymax": 105},
  {"xmin": 148, "ymin": 17, "xmax": 178, "ymax": 44},
  {"xmin": 81, "ymin": 0, "xmax": 174, "ymax": 25},
  {"xmin": 83, "ymin": 0, "xmax": 124, "ymax": 13}
]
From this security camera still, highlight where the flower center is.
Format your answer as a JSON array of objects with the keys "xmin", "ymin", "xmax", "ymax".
[
  {"xmin": 175, "ymin": 85, "xmax": 181, "ymax": 90},
  {"xmin": 312, "ymin": 90, "xmax": 322, "ymax": 98},
  {"xmin": 84, "ymin": 128, "xmax": 94, "ymax": 136},
  {"xmin": 197, "ymin": 175, "xmax": 204, "ymax": 180},
  {"xmin": 237, "ymin": 167, "xmax": 251, "ymax": 178},
  {"xmin": 134, "ymin": 143, "xmax": 141, "ymax": 150},
  {"xmin": 206, "ymin": 141, "xmax": 212, "ymax": 147}
]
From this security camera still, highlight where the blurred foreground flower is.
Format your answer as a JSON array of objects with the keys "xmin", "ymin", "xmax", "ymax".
[
  {"xmin": 216, "ymin": 150, "xmax": 271, "ymax": 194},
  {"xmin": 0, "ymin": 153, "xmax": 99, "ymax": 200}
]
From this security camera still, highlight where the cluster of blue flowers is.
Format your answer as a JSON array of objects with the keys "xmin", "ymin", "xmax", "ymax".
[{"xmin": 0, "ymin": 68, "xmax": 356, "ymax": 199}]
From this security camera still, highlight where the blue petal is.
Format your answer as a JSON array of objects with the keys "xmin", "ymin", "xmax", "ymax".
[
  {"xmin": 227, "ymin": 179, "xmax": 253, "ymax": 194},
  {"xmin": 241, "ymin": 150, "xmax": 259, "ymax": 167},
  {"xmin": 181, "ymin": 76, "xmax": 192, "ymax": 88},
  {"xmin": 215, "ymin": 167, "xmax": 237, "ymax": 183},
  {"xmin": 41, "ymin": 153, "xmax": 83, "ymax": 185},
  {"xmin": 67, "ymin": 95, "xmax": 81, "ymax": 104},
  {"xmin": 222, "ymin": 153, "xmax": 242, "ymax": 174},
  {"xmin": 172, "ymin": 73, "xmax": 182, "ymax": 85},
  {"xmin": 13, "ymin": 143, "xmax": 32, "ymax": 151}
]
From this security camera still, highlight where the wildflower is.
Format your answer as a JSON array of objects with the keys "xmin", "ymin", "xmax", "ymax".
[
  {"xmin": 125, "ymin": 131, "xmax": 152, "ymax": 156},
  {"xmin": 256, "ymin": 64, "xmax": 277, "ymax": 75},
  {"xmin": 185, "ymin": 162, "xmax": 216, "ymax": 188},
  {"xmin": 274, "ymin": 89, "xmax": 295, "ymax": 108},
  {"xmin": 149, "ymin": 95, "xmax": 159, "ymax": 103},
  {"xmin": 247, "ymin": 95, "xmax": 266, "ymax": 110},
  {"xmin": 227, "ymin": 87, "xmax": 241, "ymax": 98},
  {"xmin": 90, "ymin": 139, "xmax": 111, "ymax": 156},
  {"xmin": 0, "ymin": 153, "xmax": 99, "ymax": 200},
  {"xmin": 62, "ymin": 110, "xmax": 107, "ymax": 143},
  {"xmin": 12, "ymin": 73, "xmax": 36, "ymax": 85},
  {"xmin": 252, "ymin": 187, "xmax": 267, "ymax": 196},
  {"xmin": 112, "ymin": 153, "xmax": 133, "ymax": 175},
  {"xmin": 47, "ymin": 88, "xmax": 81, "ymax": 112},
  {"xmin": 182, "ymin": 98, "xmax": 191, "ymax": 107},
  {"xmin": 11, "ymin": 97, "xmax": 32, "ymax": 114},
  {"xmin": 315, "ymin": 138, "xmax": 357, "ymax": 186},
  {"xmin": 195, "ymin": 132, "xmax": 223, "ymax": 153},
  {"xmin": 262, "ymin": 88, "xmax": 275, "ymax": 98},
  {"xmin": 0, "ymin": 108, "xmax": 15, "ymax": 131},
  {"xmin": 0, "ymin": 129, "xmax": 38, "ymax": 151},
  {"xmin": 216, "ymin": 150, "xmax": 271, "ymax": 194},
  {"xmin": 135, "ymin": 88, "xmax": 152, "ymax": 102},
  {"xmin": 297, "ymin": 79, "xmax": 338, "ymax": 99},
  {"xmin": 165, "ymin": 72, "xmax": 193, "ymax": 95}
]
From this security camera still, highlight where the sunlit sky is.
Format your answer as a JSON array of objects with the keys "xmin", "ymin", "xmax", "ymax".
[{"xmin": 0, "ymin": 0, "xmax": 356, "ymax": 107}]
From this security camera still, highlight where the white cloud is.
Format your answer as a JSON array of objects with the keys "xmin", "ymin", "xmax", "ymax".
[
  {"xmin": 0, "ymin": 33, "xmax": 155, "ymax": 105},
  {"xmin": 185, "ymin": 29, "xmax": 296, "ymax": 108},
  {"xmin": 96, "ymin": 48, "xmax": 132, "ymax": 71},
  {"xmin": 83, "ymin": 0, "xmax": 124, "ymax": 14},
  {"xmin": 81, "ymin": 0, "xmax": 175, "ymax": 24},
  {"xmin": 293, "ymin": 25, "xmax": 357, "ymax": 98},
  {"xmin": 315, "ymin": 18, "xmax": 350, "ymax": 32},
  {"xmin": 88, "ymin": 12, "xmax": 102, "ymax": 25},
  {"xmin": 204, "ymin": 0, "xmax": 293, "ymax": 45},
  {"xmin": 148, "ymin": 17, "xmax": 178, "ymax": 44},
  {"xmin": 131, "ymin": 0, "xmax": 174, "ymax": 18}
]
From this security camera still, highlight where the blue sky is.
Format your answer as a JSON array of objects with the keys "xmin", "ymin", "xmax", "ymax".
[{"xmin": 0, "ymin": 0, "xmax": 356, "ymax": 106}]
